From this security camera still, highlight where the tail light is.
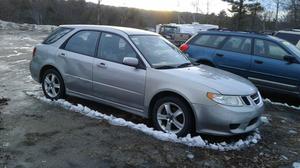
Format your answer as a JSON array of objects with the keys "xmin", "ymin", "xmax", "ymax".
[
  {"xmin": 179, "ymin": 44, "xmax": 189, "ymax": 52},
  {"xmin": 32, "ymin": 47, "xmax": 36, "ymax": 57}
]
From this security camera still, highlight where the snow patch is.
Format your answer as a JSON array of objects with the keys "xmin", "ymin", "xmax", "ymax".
[
  {"xmin": 288, "ymin": 130, "xmax": 297, "ymax": 134},
  {"xmin": 264, "ymin": 99, "xmax": 300, "ymax": 111},
  {"xmin": 25, "ymin": 91, "xmax": 262, "ymax": 151},
  {"xmin": 261, "ymin": 116, "xmax": 270, "ymax": 124},
  {"xmin": 0, "ymin": 52, "xmax": 25, "ymax": 58},
  {"xmin": 0, "ymin": 19, "xmax": 57, "ymax": 32},
  {"xmin": 293, "ymin": 162, "xmax": 300, "ymax": 168}
]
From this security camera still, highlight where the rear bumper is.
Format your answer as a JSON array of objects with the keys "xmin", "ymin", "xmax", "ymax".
[
  {"xmin": 192, "ymin": 101, "xmax": 264, "ymax": 136},
  {"xmin": 29, "ymin": 60, "xmax": 40, "ymax": 83}
]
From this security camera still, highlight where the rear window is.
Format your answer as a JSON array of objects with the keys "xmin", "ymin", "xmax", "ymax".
[
  {"xmin": 192, "ymin": 34, "xmax": 226, "ymax": 48},
  {"xmin": 43, "ymin": 27, "xmax": 73, "ymax": 44}
]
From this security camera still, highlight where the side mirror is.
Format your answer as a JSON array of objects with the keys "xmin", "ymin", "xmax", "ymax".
[
  {"xmin": 283, "ymin": 55, "xmax": 298, "ymax": 64},
  {"xmin": 123, "ymin": 57, "xmax": 139, "ymax": 67}
]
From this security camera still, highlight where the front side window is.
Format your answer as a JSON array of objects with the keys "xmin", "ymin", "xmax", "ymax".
[
  {"xmin": 64, "ymin": 31, "xmax": 100, "ymax": 56},
  {"xmin": 192, "ymin": 35, "xmax": 226, "ymax": 48},
  {"xmin": 222, "ymin": 36, "xmax": 252, "ymax": 54},
  {"xmin": 254, "ymin": 39, "xmax": 289, "ymax": 60},
  {"xmin": 98, "ymin": 33, "xmax": 137, "ymax": 64},
  {"xmin": 130, "ymin": 35, "xmax": 190, "ymax": 68},
  {"xmin": 43, "ymin": 27, "xmax": 73, "ymax": 44}
]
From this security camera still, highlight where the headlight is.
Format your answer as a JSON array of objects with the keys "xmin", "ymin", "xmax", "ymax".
[{"xmin": 207, "ymin": 92, "xmax": 244, "ymax": 106}]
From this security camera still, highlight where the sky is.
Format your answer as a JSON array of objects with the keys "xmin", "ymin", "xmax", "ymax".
[{"xmin": 86, "ymin": 0, "xmax": 231, "ymax": 14}]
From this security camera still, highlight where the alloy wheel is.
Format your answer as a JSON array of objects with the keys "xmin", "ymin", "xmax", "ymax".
[
  {"xmin": 156, "ymin": 102, "xmax": 185, "ymax": 134},
  {"xmin": 43, "ymin": 73, "xmax": 61, "ymax": 98}
]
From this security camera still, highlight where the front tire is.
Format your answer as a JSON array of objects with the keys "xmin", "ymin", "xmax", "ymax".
[
  {"xmin": 152, "ymin": 96, "xmax": 194, "ymax": 137},
  {"xmin": 41, "ymin": 69, "xmax": 65, "ymax": 100}
]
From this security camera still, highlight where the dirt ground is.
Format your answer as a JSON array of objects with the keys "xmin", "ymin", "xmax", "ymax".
[{"xmin": 0, "ymin": 30, "xmax": 299, "ymax": 168}]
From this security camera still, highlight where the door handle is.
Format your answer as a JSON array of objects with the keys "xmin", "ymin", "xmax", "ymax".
[
  {"xmin": 254, "ymin": 60, "xmax": 263, "ymax": 64},
  {"xmin": 97, "ymin": 62, "xmax": 107, "ymax": 69},
  {"xmin": 216, "ymin": 53, "xmax": 224, "ymax": 57},
  {"xmin": 58, "ymin": 53, "xmax": 66, "ymax": 57}
]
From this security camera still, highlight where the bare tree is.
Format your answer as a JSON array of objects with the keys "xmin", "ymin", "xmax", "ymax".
[
  {"xmin": 191, "ymin": 0, "xmax": 202, "ymax": 22},
  {"xmin": 248, "ymin": 2, "xmax": 264, "ymax": 31}
]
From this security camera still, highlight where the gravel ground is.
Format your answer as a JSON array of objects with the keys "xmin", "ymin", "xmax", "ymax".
[{"xmin": 0, "ymin": 30, "xmax": 299, "ymax": 168}]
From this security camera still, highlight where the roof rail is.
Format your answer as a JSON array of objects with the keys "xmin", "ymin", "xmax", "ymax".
[{"xmin": 207, "ymin": 28, "xmax": 267, "ymax": 35}]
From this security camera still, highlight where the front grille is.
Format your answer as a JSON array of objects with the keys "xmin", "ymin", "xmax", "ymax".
[
  {"xmin": 251, "ymin": 93, "xmax": 260, "ymax": 104},
  {"xmin": 241, "ymin": 92, "xmax": 261, "ymax": 105},
  {"xmin": 241, "ymin": 96, "xmax": 251, "ymax": 105}
]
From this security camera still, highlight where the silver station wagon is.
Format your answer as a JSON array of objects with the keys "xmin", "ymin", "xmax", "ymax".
[{"xmin": 30, "ymin": 25, "xmax": 264, "ymax": 137}]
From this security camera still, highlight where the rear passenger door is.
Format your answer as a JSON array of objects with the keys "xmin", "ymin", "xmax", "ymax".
[
  {"xmin": 213, "ymin": 36, "xmax": 252, "ymax": 77},
  {"xmin": 58, "ymin": 30, "xmax": 100, "ymax": 96},
  {"xmin": 249, "ymin": 39, "xmax": 300, "ymax": 93},
  {"xmin": 187, "ymin": 34, "xmax": 226, "ymax": 63}
]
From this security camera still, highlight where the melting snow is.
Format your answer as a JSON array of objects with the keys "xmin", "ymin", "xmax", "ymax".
[
  {"xmin": 25, "ymin": 91, "xmax": 262, "ymax": 151},
  {"xmin": 261, "ymin": 116, "xmax": 270, "ymax": 124},
  {"xmin": 264, "ymin": 99, "xmax": 300, "ymax": 110},
  {"xmin": 293, "ymin": 162, "xmax": 300, "ymax": 168}
]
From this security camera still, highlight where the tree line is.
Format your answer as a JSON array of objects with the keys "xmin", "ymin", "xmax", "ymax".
[{"xmin": 0, "ymin": 0, "xmax": 299, "ymax": 31}]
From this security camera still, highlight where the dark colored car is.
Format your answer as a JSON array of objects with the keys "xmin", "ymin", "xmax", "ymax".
[
  {"xmin": 180, "ymin": 31, "xmax": 300, "ymax": 97},
  {"xmin": 274, "ymin": 30, "xmax": 300, "ymax": 49}
]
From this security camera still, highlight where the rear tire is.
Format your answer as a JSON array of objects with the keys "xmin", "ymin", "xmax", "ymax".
[
  {"xmin": 41, "ymin": 69, "xmax": 65, "ymax": 100},
  {"xmin": 152, "ymin": 96, "xmax": 194, "ymax": 137}
]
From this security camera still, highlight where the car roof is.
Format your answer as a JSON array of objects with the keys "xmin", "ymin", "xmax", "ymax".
[
  {"xmin": 60, "ymin": 25, "xmax": 158, "ymax": 36},
  {"xmin": 277, "ymin": 30, "xmax": 300, "ymax": 35},
  {"xmin": 197, "ymin": 30, "xmax": 287, "ymax": 42},
  {"xmin": 198, "ymin": 30, "xmax": 271, "ymax": 38}
]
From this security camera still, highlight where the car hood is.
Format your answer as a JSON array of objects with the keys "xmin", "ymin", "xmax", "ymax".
[{"xmin": 162, "ymin": 65, "xmax": 257, "ymax": 95}]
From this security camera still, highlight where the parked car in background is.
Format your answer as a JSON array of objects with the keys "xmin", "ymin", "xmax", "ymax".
[
  {"xmin": 180, "ymin": 31, "xmax": 300, "ymax": 97},
  {"xmin": 274, "ymin": 30, "xmax": 300, "ymax": 49},
  {"xmin": 30, "ymin": 25, "xmax": 263, "ymax": 137},
  {"xmin": 156, "ymin": 23, "xmax": 219, "ymax": 46}
]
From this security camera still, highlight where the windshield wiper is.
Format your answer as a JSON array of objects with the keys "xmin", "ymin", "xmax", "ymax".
[
  {"xmin": 155, "ymin": 65, "xmax": 177, "ymax": 69},
  {"xmin": 176, "ymin": 62, "xmax": 193, "ymax": 68}
]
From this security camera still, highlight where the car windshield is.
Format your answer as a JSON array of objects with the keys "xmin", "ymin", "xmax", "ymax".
[
  {"xmin": 282, "ymin": 41, "xmax": 300, "ymax": 57},
  {"xmin": 130, "ymin": 35, "xmax": 191, "ymax": 69}
]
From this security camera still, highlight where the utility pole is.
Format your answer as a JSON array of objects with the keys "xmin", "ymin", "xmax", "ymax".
[
  {"xmin": 192, "ymin": 0, "xmax": 200, "ymax": 22},
  {"xmin": 177, "ymin": 0, "xmax": 181, "ymax": 24},
  {"xmin": 206, "ymin": 0, "xmax": 210, "ymax": 15},
  {"xmin": 97, "ymin": 0, "xmax": 102, "ymax": 25}
]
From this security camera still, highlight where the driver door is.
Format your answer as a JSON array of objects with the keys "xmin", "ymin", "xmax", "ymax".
[{"xmin": 92, "ymin": 32, "xmax": 146, "ymax": 110}]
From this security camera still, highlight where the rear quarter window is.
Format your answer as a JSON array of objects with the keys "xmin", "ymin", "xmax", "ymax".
[{"xmin": 43, "ymin": 27, "xmax": 73, "ymax": 44}]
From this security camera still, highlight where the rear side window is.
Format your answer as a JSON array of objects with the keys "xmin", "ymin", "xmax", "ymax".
[
  {"xmin": 192, "ymin": 35, "xmax": 226, "ymax": 48},
  {"xmin": 254, "ymin": 39, "xmax": 289, "ymax": 60},
  {"xmin": 64, "ymin": 31, "xmax": 100, "ymax": 57},
  {"xmin": 222, "ymin": 36, "xmax": 252, "ymax": 54},
  {"xmin": 43, "ymin": 27, "xmax": 73, "ymax": 44}
]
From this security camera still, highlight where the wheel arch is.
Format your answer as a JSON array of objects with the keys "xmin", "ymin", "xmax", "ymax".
[
  {"xmin": 39, "ymin": 65, "xmax": 62, "ymax": 83},
  {"xmin": 148, "ymin": 90, "xmax": 196, "ymax": 131}
]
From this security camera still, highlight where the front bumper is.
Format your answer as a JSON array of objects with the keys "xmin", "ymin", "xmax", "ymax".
[{"xmin": 192, "ymin": 100, "xmax": 264, "ymax": 136}]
